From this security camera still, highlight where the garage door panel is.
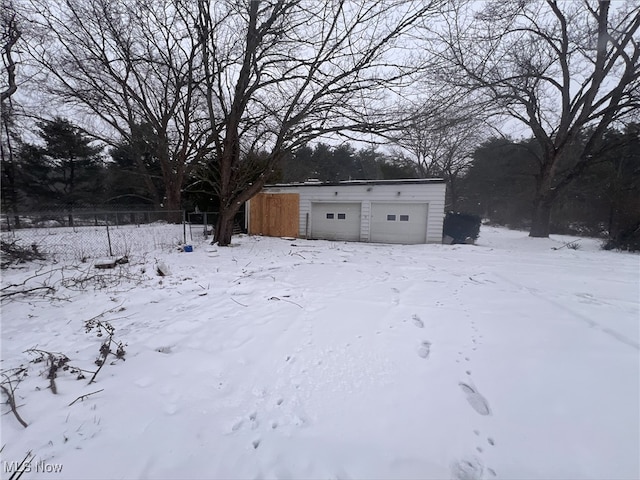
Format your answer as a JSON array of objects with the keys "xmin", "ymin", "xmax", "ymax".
[
  {"xmin": 371, "ymin": 203, "xmax": 428, "ymax": 244},
  {"xmin": 311, "ymin": 202, "xmax": 361, "ymax": 241}
]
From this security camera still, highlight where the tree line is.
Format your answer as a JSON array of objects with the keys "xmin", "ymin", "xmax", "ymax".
[
  {"xmin": 1, "ymin": 0, "xmax": 639, "ymax": 245},
  {"xmin": 460, "ymin": 125, "xmax": 640, "ymax": 247},
  {"xmin": 4, "ymin": 115, "xmax": 637, "ymax": 248},
  {"xmin": 1, "ymin": 117, "xmax": 419, "ymax": 215}
]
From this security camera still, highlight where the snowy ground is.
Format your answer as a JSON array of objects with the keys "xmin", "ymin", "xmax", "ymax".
[{"xmin": 1, "ymin": 226, "xmax": 638, "ymax": 480}]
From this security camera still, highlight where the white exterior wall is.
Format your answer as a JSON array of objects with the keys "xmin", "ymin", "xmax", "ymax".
[{"xmin": 261, "ymin": 181, "xmax": 446, "ymax": 244}]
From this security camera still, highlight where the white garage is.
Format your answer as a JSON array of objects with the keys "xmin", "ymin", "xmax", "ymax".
[{"xmin": 247, "ymin": 179, "xmax": 446, "ymax": 244}]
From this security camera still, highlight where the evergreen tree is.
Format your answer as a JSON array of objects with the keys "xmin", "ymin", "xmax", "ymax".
[
  {"xmin": 275, "ymin": 142, "xmax": 419, "ymax": 183},
  {"xmin": 276, "ymin": 145, "xmax": 315, "ymax": 183},
  {"xmin": 458, "ymin": 126, "xmax": 640, "ymax": 241},
  {"xmin": 458, "ymin": 138, "xmax": 538, "ymax": 226},
  {"xmin": 20, "ymin": 118, "xmax": 104, "ymax": 222},
  {"xmin": 0, "ymin": 103, "xmax": 21, "ymax": 223},
  {"xmin": 106, "ymin": 123, "xmax": 164, "ymax": 208}
]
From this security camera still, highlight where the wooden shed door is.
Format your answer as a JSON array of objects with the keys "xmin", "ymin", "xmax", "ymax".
[{"xmin": 249, "ymin": 193, "xmax": 299, "ymax": 238}]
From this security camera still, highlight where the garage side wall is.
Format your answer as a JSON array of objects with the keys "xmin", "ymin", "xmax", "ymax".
[
  {"xmin": 424, "ymin": 184, "xmax": 446, "ymax": 243},
  {"xmin": 261, "ymin": 183, "xmax": 446, "ymax": 244}
]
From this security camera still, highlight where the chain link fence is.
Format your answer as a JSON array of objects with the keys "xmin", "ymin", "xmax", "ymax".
[
  {"xmin": 1, "ymin": 210, "xmax": 188, "ymax": 262},
  {"xmin": 1, "ymin": 208, "xmax": 248, "ymax": 263},
  {"xmin": 185, "ymin": 211, "xmax": 246, "ymax": 242}
]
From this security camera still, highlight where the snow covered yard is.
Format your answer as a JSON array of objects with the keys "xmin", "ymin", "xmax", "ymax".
[{"xmin": 1, "ymin": 226, "xmax": 638, "ymax": 480}]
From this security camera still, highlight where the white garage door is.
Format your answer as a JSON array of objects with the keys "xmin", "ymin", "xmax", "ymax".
[
  {"xmin": 370, "ymin": 203, "xmax": 428, "ymax": 244},
  {"xmin": 310, "ymin": 202, "xmax": 361, "ymax": 241}
]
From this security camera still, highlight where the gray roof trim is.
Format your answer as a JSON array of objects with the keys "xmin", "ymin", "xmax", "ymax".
[{"xmin": 265, "ymin": 178, "xmax": 445, "ymax": 188}]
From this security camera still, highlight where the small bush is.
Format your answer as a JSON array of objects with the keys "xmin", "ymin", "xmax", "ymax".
[
  {"xmin": 602, "ymin": 222, "xmax": 640, "ymax": 252},
  {"xmin": 1, "ymin": 240, "xmax": 45, "ymax": 269},
  {"xmin": 443, "ymin": 212, "xmax": 482, "ymax": 244},
  {"xmin": 567, "ymin": 241, "xmax": 581, "ymax": 250},
  {"xmin": 550, "ymin": 221, "xmax": 607, "ymax": 238}
]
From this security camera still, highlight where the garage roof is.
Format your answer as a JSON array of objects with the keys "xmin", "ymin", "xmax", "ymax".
[{"xmin": 265, "ymin": 178, "xmax": 445, "ymax": 188}]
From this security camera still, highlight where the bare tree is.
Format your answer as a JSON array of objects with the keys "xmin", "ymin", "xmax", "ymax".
[
  {"xmin": 391, "ymin": 102, "xmax": 487, "ymax": 210},
  {"xmin": 432, "ymin": 0, "xmax": 640, "ymax": 237},
  {"xmin": 26, "ymin": 0, "xmax": 211, "ymax": 218},
  {"xmin": 1, "ymin": 0, "xmax": 22, "ymax": 226},
  {"xmin": 193, "ymin": 0, "xmax": 444, "ymax": 245},
  {"xmin": 1, "ymin": 0, "xmax": 20, "ymax": 103}
]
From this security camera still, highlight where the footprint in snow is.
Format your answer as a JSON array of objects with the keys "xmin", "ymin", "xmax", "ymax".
[
  {"xmin": 417, "ymin": 341, "xmax": 431, "ymax": 359},
  {"xmin": 134, "ymin": 377, "xmax": 153, "ymax": 388},
  {"xmin": 412, "ymin": 314, "xmax": 424, "ymax": 328},
  {"xmin": 459, "ymin": 382, "xmax": 491, "ymax": 416},
  {"xmin": 231, "ymin": 418, "xmax": 243, "ymax": 432},
  {"xmin": 249, "ymin": 411, "xmax": 258, "ymax": 427},
  {"xmin": 231, "ymin": 411, "xmax": 260, "ymax": 431},
  {"xmin": 451, "ymin": 457, "xmax": 484, "ymax": 480}
]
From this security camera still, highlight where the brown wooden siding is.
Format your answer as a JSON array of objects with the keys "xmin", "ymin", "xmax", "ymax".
[{"xmin": 249, "ymin": 193, "xmax": 300, "ymax": 238}]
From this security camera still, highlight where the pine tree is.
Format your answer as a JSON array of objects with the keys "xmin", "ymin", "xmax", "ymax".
[{"xmin": 21, "ymin": 118, "xmax": 103, "ymax": 223}]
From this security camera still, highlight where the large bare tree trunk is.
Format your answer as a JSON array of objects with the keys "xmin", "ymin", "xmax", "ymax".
[
  {"xmin": 1, "ymin": 6, "xmax": 21, "ymax": 228},
  {"xmin": 213, "ymin": 171, "xmax": 267, "ymax": 246},
  {"xmin": 1, "ymin": 115, "xmax": 20, "ymax": 228},
  {"xmin": 163, "ymin": 181, "xmax": 183, "ymax": 223},
  {"xmin": 529, "ymin": 196, "xmax": 554, "ymax": 238},
  {"xmin": 214, "ymin": 204, "xmax": 240, "ymax": 247}
]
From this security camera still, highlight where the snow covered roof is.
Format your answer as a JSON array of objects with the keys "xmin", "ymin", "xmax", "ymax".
[{"xmin": 265, "ymin": 178, "xmax": 445, "ymax": 188}]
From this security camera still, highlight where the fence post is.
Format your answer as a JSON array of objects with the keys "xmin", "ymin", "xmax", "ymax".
[
  {"xmin": 203, "ymin": 212, "xmax": 208, "ymax": 237},
  {"xmin": 182, "ymin": 211, "xmax": 186, "ymax": 244},
  {"xmin": 68, "ymin": 208, "xmax": 75, "ymax": 230},
  {"xmin": 106, "ymin": 215, "xmax": 113, "ymax": 256}
]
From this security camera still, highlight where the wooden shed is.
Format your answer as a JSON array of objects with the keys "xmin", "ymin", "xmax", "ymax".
[{"xmin": 247, "ymin": 179, "xmax": 446, "ymax": 244}]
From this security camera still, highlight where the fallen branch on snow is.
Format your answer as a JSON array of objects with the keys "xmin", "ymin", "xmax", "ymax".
[
  {"xmin": 230, "ymin": 297, "xmax": 248, "ymax": 307},
  {"xmin": 0, "ymin": 285, "xmax": 55, "ymax": 299},
  {"xmin": 1, "ymin": 368, "xmax": 29, "ymax": 428},
  {"xmin": 552, "ymin": 240, "xmax": 581, "ymax": 250},
  {"xmin": 268, "ymin": 296, "xmax": 303, "ymax": 308},
  {"xmin": 68, "ymin": 389, "xmax": 104, "ymax": 406}
]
